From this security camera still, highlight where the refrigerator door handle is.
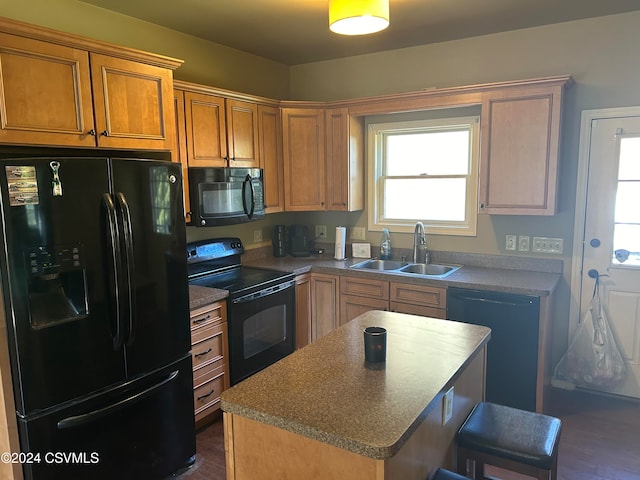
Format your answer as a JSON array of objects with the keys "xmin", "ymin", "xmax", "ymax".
[
  {"xmin": 56, "ymin": 369, "xmax": 179, "ymax": 429},
  {"xmin": 115, "ymin": 192, "xmax": 137, "ymax": 346},
  {"xmin": 103, "ymin": 193, "xmax": 126, "ymax": 350}
]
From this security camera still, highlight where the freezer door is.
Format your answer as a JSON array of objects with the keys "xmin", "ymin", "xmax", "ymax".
[
  {"xmin": 0, "ymin": 158, "xmax": 126, "ymax": 415},
  {"xmin": 110, "ymin": 159, "xmax": 191, "ymax": 377},
  {"xmin": 18, "ymin": 355, "xmax": 195, "ymax": 480}
]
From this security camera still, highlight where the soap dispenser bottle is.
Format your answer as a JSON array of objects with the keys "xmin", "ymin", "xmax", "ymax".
[{"xmin": 380, "ymin": 228, "xmax": 392, "ymax": 260}]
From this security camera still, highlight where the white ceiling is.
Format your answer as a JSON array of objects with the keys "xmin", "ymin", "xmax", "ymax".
[{"xmin": 80, "ymin": 0, "xmax": 640, "ymax": 65}]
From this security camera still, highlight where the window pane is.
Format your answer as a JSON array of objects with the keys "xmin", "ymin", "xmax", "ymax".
[
  {"xmin": 615, "ymin": 181, "xmax": 640, "ymax": 223},
  {"xmin": 383, "ymin": 178, "xmax": 466, "ymax": 221},
  {"xmin": 612, "ymin": 223, "xmax": 640, "ymax": 266},
  {"xmin": 619, "ymin": 137, "xmax": 640, "ymax": 180},
  {"xmin": 386, "ymin": 130, "xmax": 469, "ymax": 176}
]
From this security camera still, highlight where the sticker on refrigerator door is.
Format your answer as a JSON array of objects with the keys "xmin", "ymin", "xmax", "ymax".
[{"xmin": 5, "ymin": 166, "xmax": 39, "ymax": 206}]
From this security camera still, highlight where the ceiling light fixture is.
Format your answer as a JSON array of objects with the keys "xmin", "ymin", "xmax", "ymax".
[{"xmin": 329, "ymin": 0, "xmax": 390, "ymax": 36}]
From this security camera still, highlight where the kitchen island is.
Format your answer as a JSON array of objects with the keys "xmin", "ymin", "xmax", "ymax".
[{"xmin": 221, "ymin": 310, "xmax": 490, "ymax": 480}]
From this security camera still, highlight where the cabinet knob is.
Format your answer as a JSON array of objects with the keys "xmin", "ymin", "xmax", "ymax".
[
  {"xmin": 87, "ymin": 129, "xmax": 96, "ymax": 136},
  {"xmin": 100, "ymin": 130, "xmax": 110, "ymax": 137}
]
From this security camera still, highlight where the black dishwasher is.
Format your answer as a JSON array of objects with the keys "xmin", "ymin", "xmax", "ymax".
[{"xmin": 446, "ymin": 287, "xmax": 540, "ymax": 411}]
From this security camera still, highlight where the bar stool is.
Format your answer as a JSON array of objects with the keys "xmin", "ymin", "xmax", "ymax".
[
  {"xmin": 432, "ymin": 468, "xmax": 469, "ymax": 480},
  {"xmin": 456, "ymin": 402, "xmax": 562, "ymax": 480}
]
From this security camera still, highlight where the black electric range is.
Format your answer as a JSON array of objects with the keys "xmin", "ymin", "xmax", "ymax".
[
  {"xmin": 187, "ymin": 237, "xmax": 296, "ymax": 385},
  {"xmin": 186, "ymin": 238, "xmax": 294, "ymax": 299}
]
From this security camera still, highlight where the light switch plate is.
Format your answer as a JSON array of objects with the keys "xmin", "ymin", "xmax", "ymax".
[{"xmin": 352, "ymin": 243, "xmax": 371, "ymax": 258}]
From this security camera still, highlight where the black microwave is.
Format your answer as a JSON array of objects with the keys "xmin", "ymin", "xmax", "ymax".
[{"xmin": 188, "ymin": 167, "xmax": 265, "ymax": 226}]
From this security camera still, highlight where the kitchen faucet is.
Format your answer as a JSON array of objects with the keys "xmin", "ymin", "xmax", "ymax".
[{"xmin": 413, "ymin": 221, "xmax": 429, "ymax": 264}]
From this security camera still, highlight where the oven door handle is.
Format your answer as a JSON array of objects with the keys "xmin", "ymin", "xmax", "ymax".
[{"xmin": 232, "ymin": 280, "xmax": 295, "ymax": 304}]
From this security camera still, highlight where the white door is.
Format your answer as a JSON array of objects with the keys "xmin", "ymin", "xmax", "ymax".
[{"xmin": 572, "ymin": 109, "xmax": 640, "ymax": 398}]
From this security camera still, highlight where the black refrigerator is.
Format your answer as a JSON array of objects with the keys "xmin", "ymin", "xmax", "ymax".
[{"xmin": 0, "ymin": 153, "xmax": 195, "ymax": 479}]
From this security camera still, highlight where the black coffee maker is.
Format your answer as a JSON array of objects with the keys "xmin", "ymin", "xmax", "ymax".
[{"xmin": 272, "ymin": 225, "xmax": 287, "ymax": 257}]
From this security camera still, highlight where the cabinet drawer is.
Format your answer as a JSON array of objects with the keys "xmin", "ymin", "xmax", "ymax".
[
  {"xmin": 390, "ymin": 302, "xmax": 445, "ymax": 319},
  {"xmin": 193, "ymin": 369, "xmax": 225, "ymax": 419},
  {"xmin": 191, "ymin": 323, "xmax": 225, "ymax": 370},
  {"xmin": 340, "ymin": 276, "xmax": 389, "ymax": 300},
  {"xmin": 390, "ymin": 282, "xmax": 446, "ymax": 308},
  {"xmin": 190, "ymin": 301, "xmax": 225, "ymax": 331}
]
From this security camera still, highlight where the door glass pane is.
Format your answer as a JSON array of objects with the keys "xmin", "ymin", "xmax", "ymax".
[{"xmin": 612, "ymin": 136, "xmax": 640, "ymax": 266}]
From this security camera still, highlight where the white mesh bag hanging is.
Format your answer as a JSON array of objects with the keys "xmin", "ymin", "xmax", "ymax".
[{"xmin": 554, "ymin": 275, "xmax": 626, "ymax": 389}]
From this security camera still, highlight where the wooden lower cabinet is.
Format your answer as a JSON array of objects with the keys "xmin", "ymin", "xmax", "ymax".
[
  {"xmin": 389, "ymin": 282, "xmax": 447, "ymax": 319},
  {"xmin": 310, "ymin": 273, "xmax": 339, "ymax": 341},
  {"xmin": 189, "ymin": 301, "xmax": 229, "ymax": 424},
  {"xmin": 339, "ymin": 275, "xmax": 447, "ymax": 324},
  {"xmin": 295, "ymin": 274, "xmax": 311, "ymax": 349}
]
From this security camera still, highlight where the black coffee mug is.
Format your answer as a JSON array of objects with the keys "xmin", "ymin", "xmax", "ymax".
[{"xmin": 363, "ymin": 326, "xmax": 387, "ymax": 363}]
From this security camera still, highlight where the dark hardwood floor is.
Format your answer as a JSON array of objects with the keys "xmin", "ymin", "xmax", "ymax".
[{"xmin": 175, "ymin": 388, "xmax": 640, "ymax": 480}]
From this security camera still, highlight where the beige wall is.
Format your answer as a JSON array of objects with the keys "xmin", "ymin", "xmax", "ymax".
[{"xmin": 0, "ymin": 0, "xmax": 290, "ymax": 99}]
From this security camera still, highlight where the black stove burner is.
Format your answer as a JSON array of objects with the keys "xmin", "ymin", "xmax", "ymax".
[{"xmin": 189, "ymin": 266, "xmax": 294, "ymax": 298}]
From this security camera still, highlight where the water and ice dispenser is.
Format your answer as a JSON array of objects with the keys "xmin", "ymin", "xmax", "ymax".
[{"xmin": 25, "ymin": 243, "xmax": 88, "ymax": 328}]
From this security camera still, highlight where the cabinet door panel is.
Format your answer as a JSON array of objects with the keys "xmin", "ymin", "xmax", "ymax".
[
  {"xmin": 310, "ymin": 274, "xmax": 339, "ymax": 340},
  {"xmin": 226, "ymin": 99, "xmax": 259, "ymax": 167},
  {"xmin": 282, "ymin": 108, "xmax": 326, "ymax": 211},
  {"xmin": 183, "ymin": 92, "xmax": 227, "ymax": 167},
  {"xmin": 90, "ymin": 53, "xmax": 175, "ymax": 151},
  {"xmin": 340, "ymin": 295, "xmax": 388, "ymax": 325},
  {"xmin": 258, "ymin": 105, "xmax": 284, "ymax": 213},
  {"xmin": 0, "ymin": 32, "xmax": 95, "ymax": 146},
  {"xmin": 479, "ymin": 85, "xmax": 564, "ymax": 215}
]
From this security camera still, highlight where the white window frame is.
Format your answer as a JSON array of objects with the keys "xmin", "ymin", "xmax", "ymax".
[{"xmin": 367, "ymin": 116, "xmax": 480, "ymax": 236}]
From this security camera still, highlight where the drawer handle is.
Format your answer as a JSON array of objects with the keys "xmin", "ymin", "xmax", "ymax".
[
  {"xmin": 192, "ymin": 314, "xmax": 211, "ymax": 324},
  {"xmin": 194, "ymin": 348, "xmax": 212, "ymax": 358},
  {"xmin": 197, "ymin": 389, "xmax": 216, "ymax": 401}
]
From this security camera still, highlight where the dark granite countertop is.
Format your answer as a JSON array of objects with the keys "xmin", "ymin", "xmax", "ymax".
[
  {"xmin": 221, "ymin": 310, "xmax": 491, "ymax": 459},
  {"xmin": 245, "ymin": 251, "xmax": 561, "ymax": 296}
]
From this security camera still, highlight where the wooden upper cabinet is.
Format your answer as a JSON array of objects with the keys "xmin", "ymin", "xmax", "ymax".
[
  {"xmin": 0, "ymin": 32, "xmax": 95, "ymax": 147},
  {"xmin": 325, "ymin": 108, "xmax": 364, "ymax": 212},
  {"xmin": 183, "ymin": 91, "xmax": 227, "ymax": 167},
  {"xmin": 226, "ymin": 99, "xmax": 259, "ymax": 168},
  {"xmin": 0, "ymin": 19, "xmax": 181, "ymax": 151},
  {"xmin": 89, "ymin": 53, "xmax": 176, "ymax": 151},
  {"xmin": 258, "ymin": 104, "xmax": 284, "ymax": 213},
  {"xmin": 479, "ymin": 79, "xmax": 570, "ymax": 215},
  {"xmin": 173, "ymin": 89, "xmax": 190, "ymax": 220},
  {"xmin": 180, "ymin": 90, "xmax": 259, "ymax": 168},
  {"xmin": 282, "ymin": 108, "xmax": 326, "ymax": 211}
]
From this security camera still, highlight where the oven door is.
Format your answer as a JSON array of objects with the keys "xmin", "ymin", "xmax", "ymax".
[{"xmin": 227, "ymin": 280, "xmax": 295, "ymax": 385}]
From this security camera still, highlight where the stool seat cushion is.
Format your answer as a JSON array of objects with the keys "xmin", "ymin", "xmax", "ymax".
[
  {"xmin": 432, "ymin": 468, "xmax": 468, "ymax": 480},
  {"xmin": 456, "ymin": 402, "xmax": 562, "ymax": 470}
]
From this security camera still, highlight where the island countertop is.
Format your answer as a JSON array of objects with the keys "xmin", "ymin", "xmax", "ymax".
[{"xmin": 221, "ymin": 310, "xmax": 491, "ymax": 460}]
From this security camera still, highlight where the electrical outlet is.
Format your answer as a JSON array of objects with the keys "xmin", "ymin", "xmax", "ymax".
[
  {"xmin": 253, "ymin": 229, "xmax": 262, "ymax": 243},
  {"xmin": 532, "ymin": 237, "xmax": 564, "ymax": 254},
  {"xmin": 442, "ymin": 386, "xmax": 454, "ymax": 425},
  {"xmin": 505, "ymin": 234, "xmax": 517, "ymax": 251},
  {"xmin": 351, "ymin": 226, "xmax": 366, "ymax": 240},
  {"xmin": 315, "ymin": 225, "xmax": 327, "ymax": 239},
  {"xmin": 518, "ymin": 235, "xmax": 530, "ymax": 252}
]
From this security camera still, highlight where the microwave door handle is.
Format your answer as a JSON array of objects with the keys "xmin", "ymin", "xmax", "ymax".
[{"xmin": 242, "ymin": 174, "xmax": 255, "ymax": 219}]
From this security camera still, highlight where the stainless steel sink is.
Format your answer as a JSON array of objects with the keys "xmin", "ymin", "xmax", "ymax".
[
  {"xmin": 398, "ymin": 263, "xmax": 459, "ymax": 276},
  {"xmin": 350, "ymin": 259, "xmax": 460, "ymax": 278},
  {"xmin": 349, "ymin": 259, "xmax": 406, "ymax": 270}
]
